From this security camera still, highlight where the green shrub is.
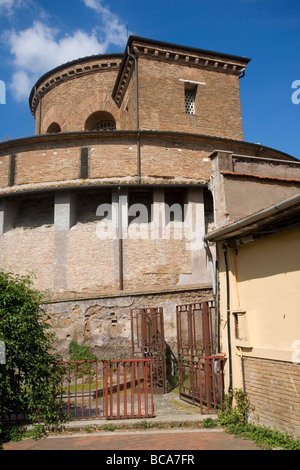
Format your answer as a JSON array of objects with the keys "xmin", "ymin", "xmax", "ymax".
[
  {"xmin": 202, "ymin": 417, "xmax": 217, "ymax": 428},
  {"xmin": 0, "ymin": 271, "xmax": 64, "ymax": 444},
  {"xmin": 68, "ymin": 339, "xmax": 97, "ymax": 376},
  {"xmin": 68, "ymin": 339, "xmax": 97, "ymax": 362}
]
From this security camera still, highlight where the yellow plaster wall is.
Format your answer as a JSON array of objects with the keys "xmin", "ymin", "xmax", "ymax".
[{"xmin": 218, "ymin": 227, "xmax": 300, "ymax": 394}]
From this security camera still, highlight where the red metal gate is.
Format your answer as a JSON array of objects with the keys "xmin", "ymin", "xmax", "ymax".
[
  {"xmin": 53, "ymin": 359, "xmax": 154, "ymax": 420},
  {"xmin": 131, "ymin": 308, "xmax": 167, "ymax": 394},
  {"xmin": 176, "ymin": 301, "xmax": 223, "ymax": 411}
]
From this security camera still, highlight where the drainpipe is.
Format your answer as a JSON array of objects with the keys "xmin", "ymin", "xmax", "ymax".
[
  {"xmin": 118, "ymin": 186, "xmax": 124, "ymax": 291},
  {"xmin": 203, "ymin": 238, "xmax": 216, "ymax": 296},
  {"xmin": 127, "ymin": 46, "xmax": 141, "ymax": 184},
  {"xmin": 223, "ymin": 243, "xmax": 233, "ymax": 397},
  {"xmin": 203, "ymin": 238, "xmax": 217, "ymax": 351},
  {"xmin": 214, "ymin": 256, "xmax": 219, "ymax": 355},
  {"xmin": 137, "ymin": 133, "xmax": 141, "ymax": 184},
  {"xmin": 239, "ymin": 348, "xmax": 246, "ymax": 393},
  {"xmin": 203, "ymin": 238, "xmax": 220, "ymax": 391}
]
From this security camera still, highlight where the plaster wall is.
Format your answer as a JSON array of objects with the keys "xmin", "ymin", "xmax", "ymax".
[{"xmin": 217, "ymin": 227, "xmax": 300, "ymax": 436}]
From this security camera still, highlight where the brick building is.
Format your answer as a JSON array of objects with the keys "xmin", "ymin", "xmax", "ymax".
[{"xmin": 1, "ymin": 35, "xmax": 300, "ymax": 375}]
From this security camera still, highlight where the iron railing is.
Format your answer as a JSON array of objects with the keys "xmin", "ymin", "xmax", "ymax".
[
  {"xmin": 53, "ymin": 359, "xmax": 154, "ymax": 420},
  {"xmin": 178, "ymin": 354, "xmax": 225, "ymax": 414},
  {"xmin": 198, "ymin": 355, "xmax": 224, "ymax": 414}
]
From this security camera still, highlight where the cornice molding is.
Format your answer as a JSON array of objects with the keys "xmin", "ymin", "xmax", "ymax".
[
  {"xmin": 112, "ymin": 38, "xmax": 250, "ymax": 106},
  {"xmin": 0, "ymin": 130, "xmax": 296, "ymax": 162},
  {"xmin": 30, "ymin": 56, "xmax": 122, "ymax": 117}
]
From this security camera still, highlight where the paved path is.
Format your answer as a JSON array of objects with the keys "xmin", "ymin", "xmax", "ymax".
[{"xmin": 3, "ymin": 428, "xmax": 261, "ymax": 451}]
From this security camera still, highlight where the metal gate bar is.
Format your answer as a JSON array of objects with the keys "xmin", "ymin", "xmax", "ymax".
[
  {"xmin": 198, "ymin": 355, "xmax": 225, "ymax": 414},
  {"xmin": 53, "ymin": 359, "xmax": 154, "ymax": 420},
  {"xmin": 131, "ymin": 308, "xmax": 167, "ymax": 394},
  {"xmin": 177, "ymin": 301, "xmax": 221, "ymax": 409}
]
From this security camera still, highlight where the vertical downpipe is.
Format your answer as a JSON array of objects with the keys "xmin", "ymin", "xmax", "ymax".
[
  {"xmin": 118, "ymin": 187, "xmax": 124, "ymax": 291},
  {"xmin": 223, "ymin": 243, "xmax": 233, "ymax": 397},
  {"xmin": 127, "ymin": 46, "xmax": 141, "ymax": 183}
]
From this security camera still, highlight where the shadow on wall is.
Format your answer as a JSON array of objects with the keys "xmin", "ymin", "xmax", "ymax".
[{"xmin": 234, "ymin": 227, "xmax": 300, "ymax": 282}]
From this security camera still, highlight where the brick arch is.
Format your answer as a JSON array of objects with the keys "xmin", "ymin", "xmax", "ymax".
[
  {"xmin": 74, "ymin": 92, "xmax": 120, "ymax": 131},
  {"xmin": 41, "ymin": 104, "xmax": 65, "ymax": 134}
]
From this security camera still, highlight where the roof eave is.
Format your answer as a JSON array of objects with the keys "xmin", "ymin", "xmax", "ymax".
[{"xmin": 205, "ymin": 192, "xmax": 300, "ymax": 243}]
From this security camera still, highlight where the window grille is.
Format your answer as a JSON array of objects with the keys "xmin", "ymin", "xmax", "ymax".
[
  {"xmin": 185, "ymin": 88, "xmax": 196, "ymax": 115},
  {"xmin": 93, "ymin": 121, "xmax": 116, "ymax": 131}
]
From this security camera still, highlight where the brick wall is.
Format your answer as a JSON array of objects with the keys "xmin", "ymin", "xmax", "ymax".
[
  {"xmin": 32, "ymin": 45, "xmax": 245, "ymax": 139},
  {"xmin": 0, "ymin": 135, "xmax": 212, "ymax": 194},
  {"xmin": 137, "ymin": 57, "xmax": 244, "ymax": 140},
  {"xmin": 33, "ymin": 57, "xmax": 122, "ymax": 134},
  {"xmin": 0, "ymin": 133, "xmax": 295, "ymax": 197},
  {"xmin": 15, "ymin": 147, "xmax": 79, "ymax": 185},
  {"xmin": 140, "ymin": 135, "xmax": 212, "ymax": 182},
  {"xmin": 120, "ymin": 73, "xmax": 137, "ymax": 130},
  {"xmin": 244, "ymin": 356, "xmax": 300, "ymax": 437},
  {"xmin": 1, "ymin": 227, "xmax": 55, "ymax": 292},
  {"xmin": 0, "ymin": 187, "xmax": 211, "ymax": 295}
]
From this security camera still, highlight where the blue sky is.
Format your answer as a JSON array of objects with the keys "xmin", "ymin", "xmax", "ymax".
[{"xmin": 0, "ymin": 0, "xmax": 299, "ymax": 159}]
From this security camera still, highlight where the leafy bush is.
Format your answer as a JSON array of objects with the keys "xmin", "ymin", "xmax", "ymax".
[
  {"xmin": 68, "ymin": 339, "xmax": 97, "ymax": 362},
  {"xmin": 202, "ymin": 417, "xmax": 217, "ymax": 428},
  {"xmin": 68, "ymin": 339, "xmax": 98, "ymax": 376},
  {"xmin": 0, "ymin": 271, "xmax": 64, "ymax": 442},
  {"xmin": 218, "ymin": 389, "xmax": 249, "ymax": 431}
]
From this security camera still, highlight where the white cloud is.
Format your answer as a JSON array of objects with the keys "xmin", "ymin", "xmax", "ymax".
[
  {"xmin": 81, "ymin": 0, "xmax": 128, "ymax": 48},
  {"xmin": 5, "ymin": 1, "xmax": 128, "ymax": 102},
  {"xmin": 0, "ymin": 0, "xmax": 27, "ymax": 15},
  {"xmin": 81, "ymin": 0, "xmax": 102, "ymax": 11},
  {"xmin": 7, "ymin": 21, "xmax": 108, "ymax": 101},
  {"xmin": 10, "ymin": 70, "xmax": 32, "ymax": 102},
  {"xmin": 8, "ymin": 22, "xmax": 106, "ymax": 74}
]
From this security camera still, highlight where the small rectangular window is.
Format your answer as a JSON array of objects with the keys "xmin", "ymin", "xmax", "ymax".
[
  {"xmin": 9, "ymin": 154, "xmax": 16, "ymax": 187},
  {"xmin": 80, "ymin": 147, "xmax": 89, "ymax": 179},
  {"xmin": 185, "ymin": 85, "xmax": 197, "ymax": 115}
]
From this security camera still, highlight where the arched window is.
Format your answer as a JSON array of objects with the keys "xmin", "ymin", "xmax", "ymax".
[
  {"xmin": 85, "ymin": 111, "xmax": 116, "ymax": 132},
  {"xmin": 47, "ymin": 122, "xmax": 61, "ymax": 133},
  {"xmin": 93, "ymin": 121, "xmax": 116, "ymax": 131}
]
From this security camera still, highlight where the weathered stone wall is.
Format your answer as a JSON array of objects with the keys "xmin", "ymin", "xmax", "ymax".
[{"xmin": 44, "ymin": 287, "xmax": 214, "ymax": 360}]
